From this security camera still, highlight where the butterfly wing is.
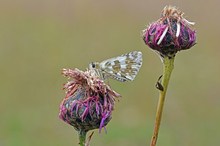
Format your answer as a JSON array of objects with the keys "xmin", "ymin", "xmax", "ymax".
[{"xmin": 99, "ymin": 51, "xmax": 142, "ymax": 82}]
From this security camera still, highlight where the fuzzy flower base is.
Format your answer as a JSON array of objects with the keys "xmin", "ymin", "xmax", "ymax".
[{"xmin": 59, "ymin": 68, "xmax": 120, "ymax": 133}]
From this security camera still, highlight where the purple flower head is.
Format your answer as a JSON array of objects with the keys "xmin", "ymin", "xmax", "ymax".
[
  {"xmin": 59, "ymin": 68, "xmax": 120, "ymax": 133},
  {"xmin": 143, "ymin": 6, "xmax": 196, "ymax": 57}
]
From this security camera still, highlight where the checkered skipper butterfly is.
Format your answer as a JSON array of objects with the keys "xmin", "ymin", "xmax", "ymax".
[{"xmin": 88, "ymin": 51, "xmax": 142, "ymax": 82}]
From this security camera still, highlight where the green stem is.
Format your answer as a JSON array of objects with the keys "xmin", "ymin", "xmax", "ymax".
[
  {"xmin": 79, "ymin": 130, "xmax": 87, "ymax": 146},
  {"xmin": 150, "ymin": 56, "xmax": 175, "ymax": 146}
]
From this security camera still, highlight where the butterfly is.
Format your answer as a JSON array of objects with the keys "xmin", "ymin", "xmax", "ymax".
[{"xmin": 88, "ymin": 51, "xmax": 142, "ymax": 82}]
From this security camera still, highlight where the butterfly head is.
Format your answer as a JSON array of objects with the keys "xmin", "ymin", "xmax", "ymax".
[{"xmin": 89, "ymin": 62, "xmax": 100, "ymax": 70}]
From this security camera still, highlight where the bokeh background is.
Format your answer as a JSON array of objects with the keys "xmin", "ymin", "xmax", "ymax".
[{"xmin": 1, "ymin": 0, "xmax": 220, "ymax": 146}]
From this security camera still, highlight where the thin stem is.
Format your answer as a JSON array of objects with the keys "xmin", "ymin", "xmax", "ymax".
[
  {"xmin": 150, "ymin": 56, "xmax": 175, "ymax": 146},
  {"xmin": 79, "ymin": 130, "xmax": 87, "ymax": 146}
]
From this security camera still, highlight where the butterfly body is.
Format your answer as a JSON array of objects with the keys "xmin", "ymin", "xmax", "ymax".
[{"xmin": 89, "ymin": 51, "xmax": 142, "ymax": 82}]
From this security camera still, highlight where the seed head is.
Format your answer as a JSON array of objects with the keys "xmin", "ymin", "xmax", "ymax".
[
  {"xmin": 143, "ymin": 6, "xmax": 196, "ymax": 57},
  {"xmin": 59, "ymin": 68, "xmax": 120, "ymax": 132}
]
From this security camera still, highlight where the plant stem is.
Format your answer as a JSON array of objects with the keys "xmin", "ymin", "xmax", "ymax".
[
  {"xmin": 150, "ymin": 56, "xmax": 175, "ymax": 146},
  {"xmin": 79, "ymin": 130, "xmax": 87, "ymax": 146}
]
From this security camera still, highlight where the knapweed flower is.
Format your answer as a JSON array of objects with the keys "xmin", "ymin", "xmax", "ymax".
[
  {"xmin": 59, "ymin": 68, "xmax": 120, "ymax": 133},
  {"xmin": 143, "ymin": 5, "xmax": 196, "ymax": 57}
]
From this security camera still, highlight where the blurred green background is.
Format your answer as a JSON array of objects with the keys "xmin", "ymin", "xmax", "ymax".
[{"xmin": 1, "ymin": 0, "xmax": 220, "ymax": 146}]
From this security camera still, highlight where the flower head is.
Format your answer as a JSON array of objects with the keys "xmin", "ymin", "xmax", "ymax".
[
  {"xmin": 59, "ymin": 68, "xmax": 120, "ymax": 133},
  {"xmin": 143, "ymin": 6, "xmax": 196, "ymax": 57}
]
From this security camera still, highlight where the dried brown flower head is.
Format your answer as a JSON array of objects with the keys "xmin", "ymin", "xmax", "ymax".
[{"xmin": 59, "ymin": 68, "xmax": 120, "ymax": 132}]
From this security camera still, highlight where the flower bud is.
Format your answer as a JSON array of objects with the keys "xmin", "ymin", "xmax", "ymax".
[
  {"xmin": 143, "ymin": 6, "xmax": 196, "ymax": 57},
  {"xmin": 59, "ymin": 68, "xmax": 120, "ymax": 132}
]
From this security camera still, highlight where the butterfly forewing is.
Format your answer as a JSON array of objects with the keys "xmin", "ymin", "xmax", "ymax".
[{"xmin": 99, "ymin": 51, "xmax": 142, "ymax": 82}]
